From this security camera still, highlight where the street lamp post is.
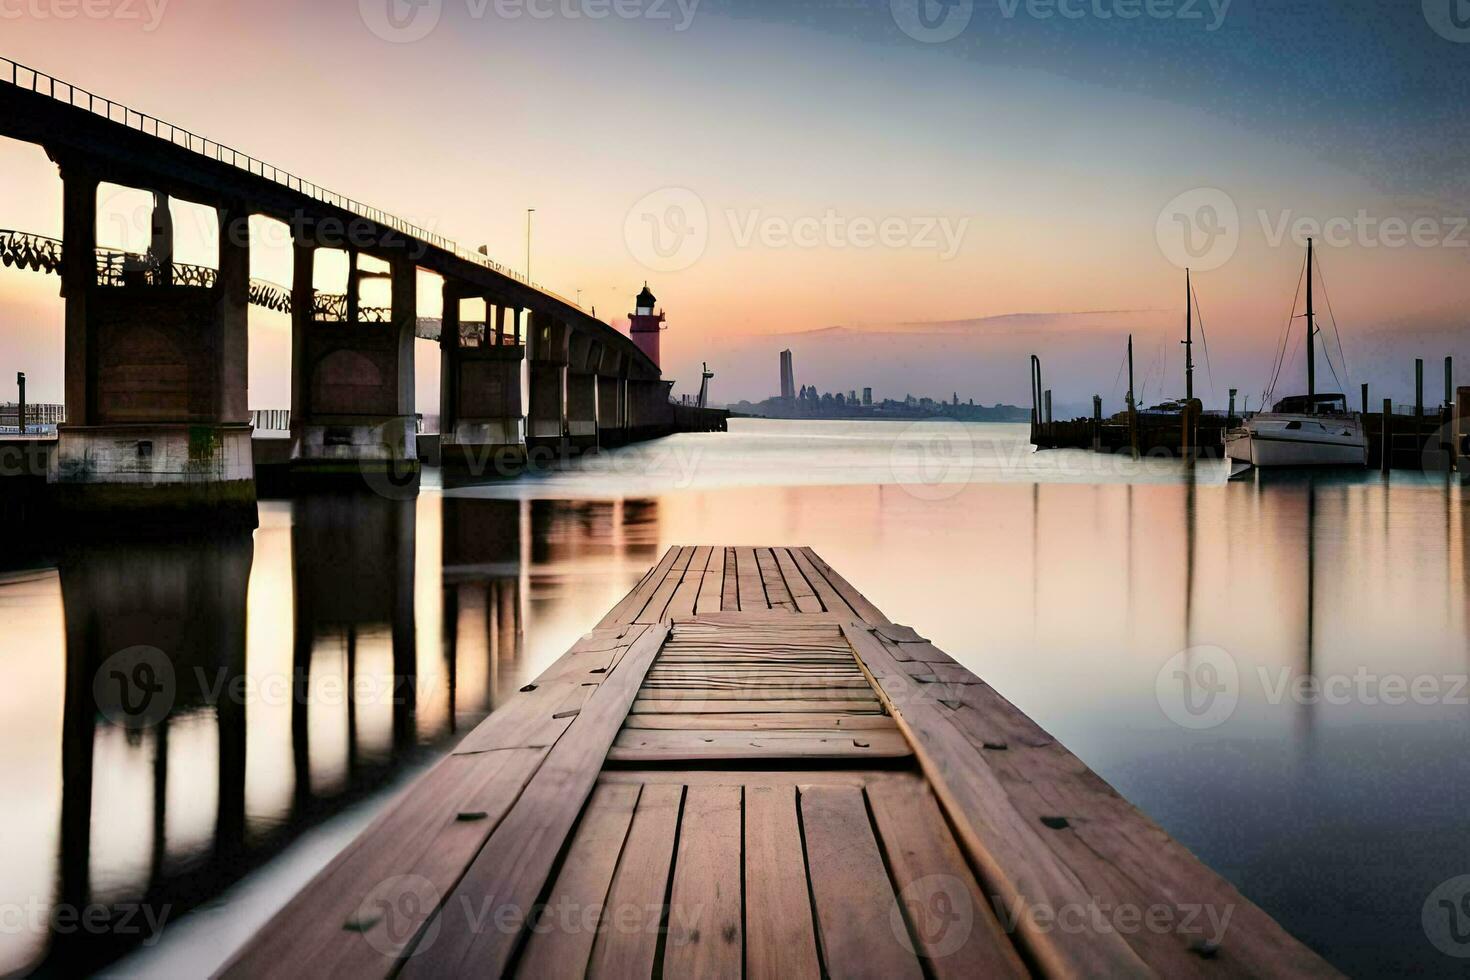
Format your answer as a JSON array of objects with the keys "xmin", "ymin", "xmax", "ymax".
[{"xmin": 526, "ymin": 208, "xmax": 535, "ymax": 282}]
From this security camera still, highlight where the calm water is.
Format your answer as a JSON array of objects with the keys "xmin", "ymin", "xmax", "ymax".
[{"xmin": 2, "ymin": 420, "xmax": 1467, "ymax": 976}]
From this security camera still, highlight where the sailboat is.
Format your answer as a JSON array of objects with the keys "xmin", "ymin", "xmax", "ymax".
[{"xmin": 1225, "ymin": 238, "xmax": 1367, "ymax": 468}]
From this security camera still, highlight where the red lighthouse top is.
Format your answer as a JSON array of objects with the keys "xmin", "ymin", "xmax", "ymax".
[{"xmin": 629, "ymin": 282, "xmax": 666, "ymax": 369}]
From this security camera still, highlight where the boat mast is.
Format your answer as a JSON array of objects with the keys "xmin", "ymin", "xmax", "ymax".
[
  {"xmin": 1305, "ymin": 237, "xmax": 1315, "ymax": 406},
  {"xmin": 1183, "ymin": 268, "xmax": 1194, "ymax": 404}
]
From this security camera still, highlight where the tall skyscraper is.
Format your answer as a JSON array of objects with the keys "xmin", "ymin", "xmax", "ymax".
[
  {"xmin": 779, "ymin": 350, "xmax": 796, "ymax": 401},
  {"xmin": 863, "ymin": 387, "xmax": 873, "ymax": 406}
]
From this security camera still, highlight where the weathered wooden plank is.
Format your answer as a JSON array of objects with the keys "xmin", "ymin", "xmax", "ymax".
[
  {"xmin": 774, "ymin": 547, "xmax": 825, "ymax": 613},
  {"xmin": 632, "ymin": 698, "xmax": 886, "ymax": 714},
  {"xmin": 666, "ymin": 545, "xmax": 712, "ymax": 620},
  {"xmin": 664, "ymin": 785, "xmax": 744, "ymax": 977},
  {"xmin": 636, "ymin": 546, "xmax": 697, "ymax": 624},
  {"xmin": 515, "ymin": 782, "xmax": 642, "ymax": 978},
  {"xmin": 801, "ymin": 548, "xmax": 892, "ymax": 625},
  {"xmin": 735, "ymin": 546, "xmax": 770, "ymax": 611},
  {"xmin": 632, "ymin": 687, "xmax": 881, "ymax": 702},
  {"xmin": 600, "ymin": 770, "xmax": 911, "ymax": 789},
  {"xmin": 800, "ymin": 785, "xmax": 924, "ymax": 980},
  {"xmin": 400, "ymin": 625, "xmax": 671, "ymax": 978},
  {"xmin": 721, "ymin": 547, "xmax": 739, "ymax": 611},
  {"xmin": 756, "ymin": 547, "xmax": 796, "ymax": 611},
  {"xmin": 695, "ymin": 545, "xmax": 725, "ymax": 615},
  {"xmin": 840, "ymin": 623, "xmax": 1149, "ymax": 978},
  {"xmin": 745, "ymin": 785, "xmax": 822, "ymax": 980},
  {"xmin": 622, "ymin": 712, "xmax": 899, "ymax": 732},
  {"xmin": 788, "ymin": 548, "xmax": 860, "ymax": 619},
  {"xmin": 220, "ymin": 748, "xmax": 543, "ymax": 978},
  {"xmin": 866, "ymin": 779, "xmax": 1030, "ymax": 979},
  {"xmin": 930, "ymin": 666, "xmax": 1336, "ymax": 977},
  {"xmin": 585, "ymin": 784, "xmax": 684, "ymax": 980},
  {"xmin": 600, "ymin": 548, "xmax": 680, "ymax": 627},
  {"xmin": 607, "ymin": 728, "xmax": 912, "ymax": 762}
]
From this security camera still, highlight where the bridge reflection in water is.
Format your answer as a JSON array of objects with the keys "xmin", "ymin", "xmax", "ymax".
[{"xmin": 10, "ymin": 493, "xmax": 658, "ymax": 977}]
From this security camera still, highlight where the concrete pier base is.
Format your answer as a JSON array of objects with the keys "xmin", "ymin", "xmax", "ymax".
[{"xmin": 50, "ymin": 423, "xmax": 256, "ymax": 522}]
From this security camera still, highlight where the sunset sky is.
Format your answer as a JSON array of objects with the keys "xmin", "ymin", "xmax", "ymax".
[{"xmin": 2, "ymin": 0, "xmax": 1468, "ymax": 410}]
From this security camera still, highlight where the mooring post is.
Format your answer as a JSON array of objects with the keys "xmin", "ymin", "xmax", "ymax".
[
  {"xmin": 1092, "ymin": 395, "xmax": 1102, "ymax": 452},
  {"xmin": 1416, "ymin": 358, "xmax": 1425, "ymax": 446},
  {"xmin": 15, "ymin": 372, "xmax": 25, "ymax": 436},
  {"xmin": 1382, "ymin": 398, "xmax": 1393, "ymax": 474},
  {"xmin": 1445, "ymin": 356, "xmax": 1455, "ymax": 455}
]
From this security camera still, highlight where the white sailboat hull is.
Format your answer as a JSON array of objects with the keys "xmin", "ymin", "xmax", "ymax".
[{"xmin": 1225, "ymin": 413, "xmax": 1368, "ymax": 468}]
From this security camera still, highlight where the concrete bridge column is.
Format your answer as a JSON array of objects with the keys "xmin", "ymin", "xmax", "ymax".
[
  {"xmin": 526, "ymin": 310, "xmax": 567, "ymax": 450},
  {"xmin": 50, "ymin": 159, "xmax": 255, "ymax": 521},
  {"xmin": 597, "ymin": 374, "xmax": 623, "ymax": 446},
  {"xmin": 290, "ymin": 246, "xmax": 419, "ymax": 484},
  {"xmin": 565, "ymin": 334, "xmax": 600, "ymax": 450},
  {"xmin": 566, "ymin": 372, "xmax": 598, "ymax": 450},
  {"xmin": 440, "ymin": 288, "xmax": 527, "ymax": 473},
  {"xmin": 627, "ymin": 377, "xmax": 676, "ymax": 439}
]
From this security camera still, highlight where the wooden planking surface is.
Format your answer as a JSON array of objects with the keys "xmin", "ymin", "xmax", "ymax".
[
  {"xmin": 612, "ymin": 619, "xmax": 907, "ymax": 763},
  {"xmin": 234, "ymin": 547, "xmax": 1337, "ymax": 980},
  {"xmin": 599, "ymin": 547, "xmax": 893, "ymax": 628}
]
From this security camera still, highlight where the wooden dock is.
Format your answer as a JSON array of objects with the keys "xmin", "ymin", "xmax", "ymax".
[{"xmin": 223, "ymin": 546, "xmax": 1336, "ymax": 978}]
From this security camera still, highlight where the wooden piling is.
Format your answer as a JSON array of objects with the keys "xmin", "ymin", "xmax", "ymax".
[
  {"xmin": 1416, "ymin": 358, "xmax": 1425, "ymax": 437},
  {"xmin": 1382, "ymin": 398, "xmax": 1392, "ymax": 474}
]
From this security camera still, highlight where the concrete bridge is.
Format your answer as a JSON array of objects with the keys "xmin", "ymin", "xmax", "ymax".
[{"xmin": 0, "ymin": 56, "xmax": 721, "ymax": 520}]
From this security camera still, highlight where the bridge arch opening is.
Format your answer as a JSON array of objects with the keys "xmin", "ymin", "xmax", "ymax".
[
  {"xmin": 0, "ymin": 136, "xmax": 64, "ymax": 407},
  {"xmin": 247, "ymin": 214, "xmax": 293, "ymax": 421}
]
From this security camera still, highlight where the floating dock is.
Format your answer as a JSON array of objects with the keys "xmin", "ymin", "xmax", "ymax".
[{"xmin": 223, "ymin": 546, "xmax": 1336, "ymax": 978}]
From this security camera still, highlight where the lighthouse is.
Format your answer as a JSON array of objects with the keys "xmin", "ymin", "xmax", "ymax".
[{"xmin": 629, "ymin": 282, "xmax": 666, "ymax": 369}]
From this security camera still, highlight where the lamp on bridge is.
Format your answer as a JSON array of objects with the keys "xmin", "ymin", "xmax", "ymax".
[{"xmin": 629, "ymin": 282, "xmax": 666, "ymax": 370}]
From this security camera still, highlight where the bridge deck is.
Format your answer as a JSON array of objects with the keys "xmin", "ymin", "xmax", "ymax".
[{"xmin": 222, "ymin": 547, "xmax": 1336, "ymax": 979}]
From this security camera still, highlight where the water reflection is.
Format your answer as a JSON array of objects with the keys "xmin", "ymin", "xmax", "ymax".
[
  {"xmin": 2, "ymin": 422, "xmax": 1467, "ymax": 976},
  {"xmin": 2, "ymin": 492, "xmax": 659, "ymax": 978}
]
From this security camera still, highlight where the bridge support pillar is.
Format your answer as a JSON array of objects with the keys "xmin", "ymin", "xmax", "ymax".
[
  {"xmin": 597, "ymin": 374, "xmax": 626, "ymax": 447},
  {"xmin": 290, "ymin": 248, "xmax": 420, "ymax": 487},
  {"xmin": 50, "ymin": 161, "xmax": 255, "ymax": 523},
  {"xmin": 526, "ymin": 311, "xmax": 568, "ymax": 451},
  {"xmin": 566, "ymin": 372, "xmax": 598, "ymax": 450},
  {"xmin": 626, "ymin": 378, "xmax": 676, "ymax": 441},
  {"xmin": 440, "ymin": 289, "xmax": 527, "ymax": 475}
]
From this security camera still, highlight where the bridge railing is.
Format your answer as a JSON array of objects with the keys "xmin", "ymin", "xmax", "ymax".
[{"xmin": 0, "ymin": 55, "xmax": 586, "ymax": 314}]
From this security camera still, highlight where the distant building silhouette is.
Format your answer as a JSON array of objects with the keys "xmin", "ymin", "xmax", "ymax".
[{"xmin": 779, "ymin": 350, "xmax": 796, "ymax": 401}]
